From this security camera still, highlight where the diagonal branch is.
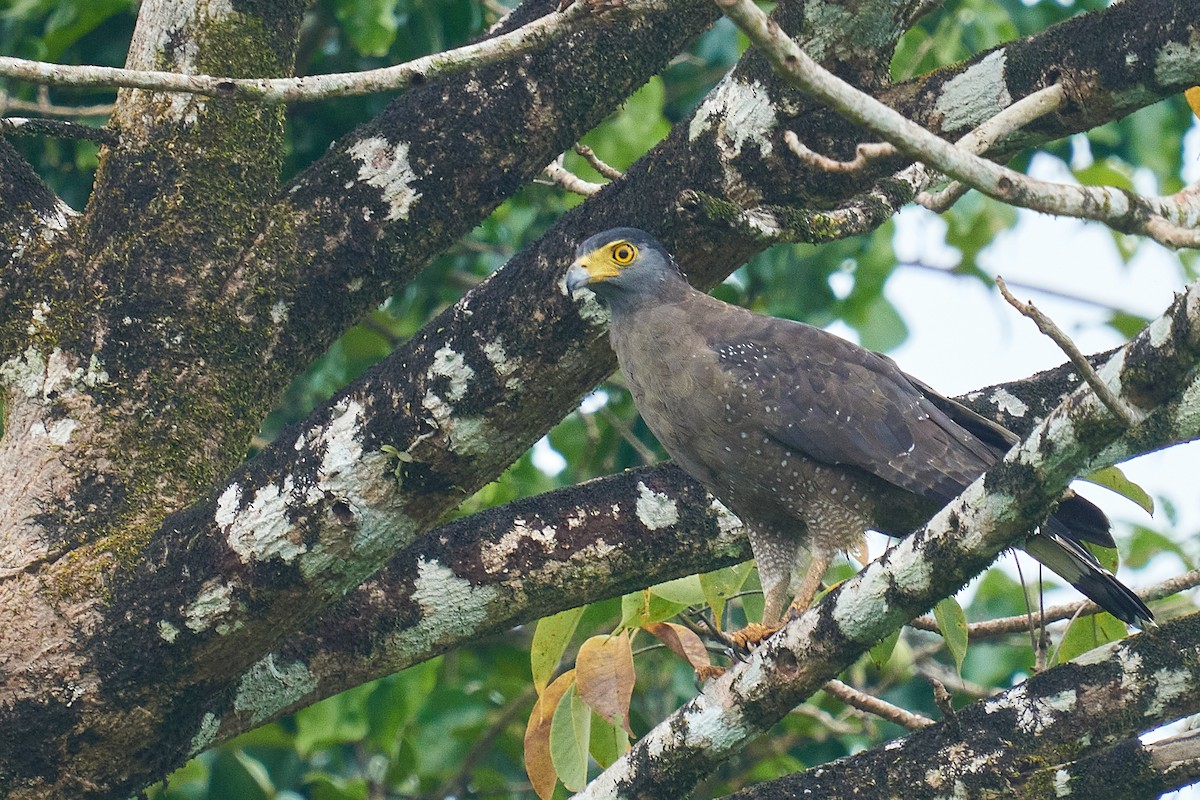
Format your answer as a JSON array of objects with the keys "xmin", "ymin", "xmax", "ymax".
[
  {"xmin": 572, "ymin": 277, "xmax": 1200, "ymax": 798},
  {"xmin": 721, "ymin": 612, "xmax": 1200, "ymax": 799},
  {"xmin": 717, "ymin": 0, "xmax": 1200, "ymax": 247},
  {"xmin": 0, "ymin": 0, "xmax": 657, "ymax": 104}
]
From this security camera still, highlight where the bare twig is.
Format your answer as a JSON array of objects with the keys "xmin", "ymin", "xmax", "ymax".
[
  {"xmin": 996, "ymin": 275, "xmax": 1139, "ymax": 426},
  {"xmin": 784, "ymin": 134, "xmax": 896, "ymax": 173},
  {"xmin": 909, "ymin": 569, "xmax": 1200, "ymax": 638},
  {"xmin": 574, "ymin": 143, "xmax": 623, "ymax": 179},
  {"xmin": 542, "ymin": 154, "xmax": 605, "ymax": 196},
  {"xmin": 714, "ymin": 0, "xmax": 1200, "ymax": 247},
  {"xmin": 0, "ymin": 0, "xmax": 659, "ymax": 105},
  {"xmin": 823, "ymin": 679, "xmax": 935, "ymax": 730}
]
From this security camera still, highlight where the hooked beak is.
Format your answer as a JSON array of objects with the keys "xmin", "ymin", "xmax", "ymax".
[
  {"xmin": 565, "ymin": 250, "xmax": 620, "ymax": 293},
  {"xmin": 565, "ymin": 261, "xmax": 592, "ymax": 293}
]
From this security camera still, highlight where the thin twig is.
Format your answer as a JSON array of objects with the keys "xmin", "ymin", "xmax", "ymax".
[
  {"xmin": 823, "ymin": 679, "xmax": 935, "ymax": 730},
  {"xmin": 909, "ymin": 568, "xmax": 1200, "ymax": 638},
  {"xmin": 541, "ymin": 154, "xmax": 605, "ymax": 196},
  {"xmin": 784, "ymin": 133, "xmax": 896, "ymax": 173},
  {"xmin": 574, "ymin": 143, "xmax": 623, "ymax": 179},
  {"xmin": 714, "ymin": 0, "xmax": 1200, "ymax": 247},
  {"xmin": 0, "ymin": 0, "xmax": 661, "ymax": 105},
  {"xmin": 996, "ymin": 275, "xmax": 1139, "ymax": 426}
]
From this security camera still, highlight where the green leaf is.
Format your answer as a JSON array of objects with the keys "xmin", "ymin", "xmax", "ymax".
[
  {"xmin": 699, "ymin": 562, "xmax": 754, "ymax": 629},
  {"xmin": 587, "ymin": 711, "xmax": 629, "ymax": 769},
  {"xmin": 209, "ymin": 750, "xmax": 274, "ymax": 800},
  {"xmin": 334, "ymin": 0, "xmax": 400, "ymax": 56},
  {"xmin": 1082, "ymin": 466, "xmax": 1154, "ymax": 515},
  {"xmin": 933, "ymin": 596, "xmax": 969, "ymax": 673},
  {"xmin": 651, "ymin": 574, "xmax": 705, "ymax": 607},
  {"xmin": 619, "ymin": 589, "xmax": 688, "ymax": 628},
  {"xmin": 1124, "ymin": 524, "xmax": 1193, "ymax": 570},
  {"xmin": 549, "ymin": 684, "xmax": 592, "ymax": 792},
  {"xmin": 1055, "ymin": 612, "xmax": 1127, "ymax": 664},
  {"xmin": 867, "ymin": 628, "xmax": 901, "ymax": 670},
  {"xmin": 532, "ymin": 606, "xmax": 585, "ymax": 696}
]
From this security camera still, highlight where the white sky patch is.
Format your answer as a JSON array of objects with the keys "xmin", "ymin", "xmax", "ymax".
[
  {"xmin": 636, "ymin": 482, "xmax": 679, "ymax": 530},
  {"xmin": 532, "ymin": 436, "xmax": 567, "ymax": 476},
  {"xmin": 348, "ymin": 136, "xmax": 422, "ymax": 221}
]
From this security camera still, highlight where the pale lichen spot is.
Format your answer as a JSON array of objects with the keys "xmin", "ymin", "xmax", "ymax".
[
  {"xmin": 158, "ymin": 620, "xmax": 181, "ymax": 643},
  {"xmin": 709, "ymin": 498, "xmax": 744, "ymax": 535},
  {"xmin": 688, "ymin": 78, "xmax": 777, "ymax": 159},
  {"xmin": 830, "ymin": 560, "xmax": 894, "ymax": 640},
  {"xmin": 1147, "ymin": 667, "xmax": 1190, "ymax": 717},
  {"xmin": 990, "ymin": 388, "xmax": 1028, "ymax": 419},
  {"xmin": 270, "ymin": 300, "xmax": 289, "ymax": 325},
  {"xmin": 482, "ymin": 517, "xmax": 557, "ymax": 574},
  {"xmin": 483, "ymin": 338, "xmax": 523, "ymax": 388},
  {"xmin": 935, "ymin": 50, "xmax": 1011, "ymax": 133},
  {"xmin": 189, "ymin": 712, "xmax": 222, "ymax": 757},
  {"xmin": 185, "ymin": 579, "xmax": 236, "ymax": 633},
  {"xmin": 412, "ymin": 558, "xmax": 499, "ymax": 636},
  {"xmin": 347, "ymin": 136, "xmax": 422, "ymax": 221},
  {"xmin": 234, "ymin": 655, "xmax": 318, "ymax": 726},
  {"xmin": 30, "ymin": 417, "xmax": 78, "ymax": 446},
  {"xmin": 636, "ymin": 482, "xmax": 679, "ymax": 530},
  {"xmin": 429, "ymin": 347, "xmax": 475, "ymax": 401},
  {"xmin": 1053, "ymin": 768, "xmax": 1072, "ymax": 797},
  {"xmin": 224, "ymin": 480, "xmax": 308, "ymax": 564}
]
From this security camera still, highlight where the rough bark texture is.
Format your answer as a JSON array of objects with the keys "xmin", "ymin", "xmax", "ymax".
[
  {"xmin": 722, "ymin": 612, "xmax": 1200, "ymax": 800},
  {"xmin": 1, "ymin": 0, "xmax": 1198, "ymax": 796}
]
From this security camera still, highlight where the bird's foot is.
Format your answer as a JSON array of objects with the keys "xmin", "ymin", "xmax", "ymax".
[
  {"xmin": 726, "ymin": 622, "xmax": 782, "ymax": 650},
  {"xmin": 695, "ymin": 664, "xmax": 727, "ymax": 681}
]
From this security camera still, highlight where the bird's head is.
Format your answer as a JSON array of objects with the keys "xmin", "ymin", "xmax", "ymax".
[{"xmin": 565, "ymin": 228, "xmax": 685, "ymax": 308}]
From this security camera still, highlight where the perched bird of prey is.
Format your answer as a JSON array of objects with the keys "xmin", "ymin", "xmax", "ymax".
[{"xmin": 566, "ymin": 227, "xmax": 1152, "ymax": 631}]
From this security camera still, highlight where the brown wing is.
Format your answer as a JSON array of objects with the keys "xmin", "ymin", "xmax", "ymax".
[{"xmin": 704, "ymin": 304, "xmax": 1004, "ymax": 507}]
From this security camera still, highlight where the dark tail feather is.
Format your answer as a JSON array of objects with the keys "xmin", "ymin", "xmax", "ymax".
[
  {"xmin": 1055, "ymin": 492, "xmax": 1115, "ymax": 548},
  {"xmin": 1021, "ymin": 520, "xmax": 1153, "ymax": 628}
]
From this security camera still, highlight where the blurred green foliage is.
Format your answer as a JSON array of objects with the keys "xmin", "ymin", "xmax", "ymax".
[{"xmin": 3, "ymin": 0, "xmax": 1197, "ymax": 796}]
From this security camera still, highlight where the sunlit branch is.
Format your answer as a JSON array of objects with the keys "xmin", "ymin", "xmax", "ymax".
[{"xmin": 719, "ymin": 0, "xmax": 1200, "ymax": 248}]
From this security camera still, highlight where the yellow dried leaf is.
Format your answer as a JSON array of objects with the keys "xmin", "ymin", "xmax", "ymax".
[
  {"xmin": 575, "ymin": 632, "xmax": 635, "ymax": 735},
  {"xmin": 524, "ymin": 670, "xmax": 576, "ymax": 800}
]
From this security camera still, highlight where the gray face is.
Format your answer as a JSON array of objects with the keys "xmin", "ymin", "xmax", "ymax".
[{"xmin": 565, "ymin": 228, "xmax": 680, "ymax": 305}]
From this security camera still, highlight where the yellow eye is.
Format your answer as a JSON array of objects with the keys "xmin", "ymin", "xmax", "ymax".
[{"xmin": 611, "ymin": 242, "xmax": 637, "ymax": 265}]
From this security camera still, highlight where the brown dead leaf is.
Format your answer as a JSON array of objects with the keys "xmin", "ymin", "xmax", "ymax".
[
  {"xmin": 575, "ymin": 632, "xmax": 635, "ymax": 735},
  {"xmin": 642, "ymin": 621, "xmax": 711, "ymax": 671}
]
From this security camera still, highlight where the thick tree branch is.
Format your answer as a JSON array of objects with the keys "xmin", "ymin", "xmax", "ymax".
[
  {"xmin": 197, "ymin": 466, "xmax": 751, "ymax": 746},
  {"xmin": 722, "ymin": 613, "xmax": 1200, "ymax": 799},
  {"xmin": 0, "ymin": 0, "xmax": 656, "ymax": 104},
  {"xmin": 717, "ymin": 0, "xmax": 1200, "ymax": 246},
  {"xmin": 574, "ymin": 279, "xmax": 1200, "ymax": 798}
]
